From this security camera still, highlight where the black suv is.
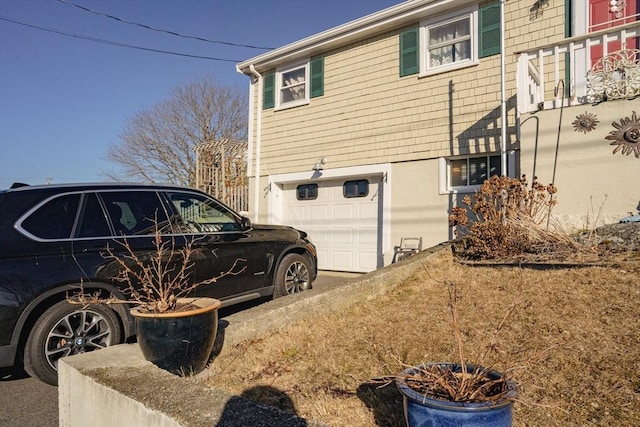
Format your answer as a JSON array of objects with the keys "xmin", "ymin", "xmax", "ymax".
[{"xmin": 0, "ymin": 183, "xmax": 317, "ymax": 385}]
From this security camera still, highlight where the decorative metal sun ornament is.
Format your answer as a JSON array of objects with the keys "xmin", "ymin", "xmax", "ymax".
[
  {"xmin": 605, "ymin": 111, "xmax": 640, "ymax": 158},
  {"xmin": 572, "ymin": 112, "xmax": 599, "ymax": 134}
]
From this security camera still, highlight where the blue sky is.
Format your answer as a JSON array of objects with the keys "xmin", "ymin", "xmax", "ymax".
[{"xmin": 0, "ymin": 0, "xmax": 401, "ymax": 189}]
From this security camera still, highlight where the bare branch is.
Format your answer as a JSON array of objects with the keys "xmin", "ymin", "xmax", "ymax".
[
  {"xmin": 69, "ymin": 220, "xmax": 246, "ymax": 313},
  {"xmin": 105, "ymin": 75, "xmax": 248, "ymax": 185}
]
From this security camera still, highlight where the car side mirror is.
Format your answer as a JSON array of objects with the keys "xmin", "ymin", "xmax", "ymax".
[{"xmin": 240, "ymin": 216, "xmax": 252, "ymax": 231}]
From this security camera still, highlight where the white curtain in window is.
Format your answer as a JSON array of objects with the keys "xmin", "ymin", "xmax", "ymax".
[
  {"xmin": 281, "ymin": 67, "xmax": 306, "ymax": 103},
  {"xmin": 428, "ymin": 18, "xmax": 470, "ymax": 67}
]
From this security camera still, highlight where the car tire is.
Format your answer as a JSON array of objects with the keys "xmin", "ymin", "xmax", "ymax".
[
  {"xmin": 273, "ymin": 253, "xmax": 313, "ymax": 298},
  {"xmin": 24, "ymin": 300, "xmax": 122, "ymax": 385}
]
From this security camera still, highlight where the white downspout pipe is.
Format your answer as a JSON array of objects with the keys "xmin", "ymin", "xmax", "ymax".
[
  {"xmin": 500, "ymin": 0, "xmax": 507, "ymax": 176},
  {"xmin": 248, "ymin": 64, "xmax": 263, "ymax": 223}
]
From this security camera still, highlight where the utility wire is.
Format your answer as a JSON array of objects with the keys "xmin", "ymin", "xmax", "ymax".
[
  {"xmin": 57, "ymin": 0, "xmax": 274, "ymax": 50},
  {"xmin": 0, "ymin": 15, "xmax": 242, "ymax": 62}
]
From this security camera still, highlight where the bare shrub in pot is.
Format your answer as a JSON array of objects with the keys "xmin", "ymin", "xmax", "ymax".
[{"xmin": 69, "ymin": 224, "xmax": 246, "ymax": 375}]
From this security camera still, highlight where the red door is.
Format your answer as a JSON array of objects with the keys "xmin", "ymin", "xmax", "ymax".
[{"xmin": 589, "ymin": 0, "xmax": 639, "ymax": 64}]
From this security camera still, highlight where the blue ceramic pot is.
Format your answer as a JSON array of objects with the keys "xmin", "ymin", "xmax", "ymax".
[
  {"xmin": 396, "ymin": 363, "xmax": 517, "ymax": 427},
  {"xmin": 131, "ymin": 297, "xmax": 221, "ymax": 376}
]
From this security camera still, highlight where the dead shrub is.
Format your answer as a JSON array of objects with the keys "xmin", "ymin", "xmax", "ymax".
[{"xmin": 448, "ymin": 175, "xmax": 574, "ymax": 260}]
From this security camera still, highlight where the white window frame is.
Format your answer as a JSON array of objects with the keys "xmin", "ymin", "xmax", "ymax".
[
  {"xmin": 275, "ymin": 59, "xmax": 310, "ymax": 110},
  {"xmin": 419, "ymin": 6, "xmax": 478, "ymax": 76},
  {"xmin": 438, "ymin": 154, "xmax": 502, "ymax": 194}
]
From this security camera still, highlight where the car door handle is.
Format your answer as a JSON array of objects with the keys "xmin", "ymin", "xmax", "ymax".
[{"xmin": 191, "ymin": 236, "xmax": 220, "ymax": 247}]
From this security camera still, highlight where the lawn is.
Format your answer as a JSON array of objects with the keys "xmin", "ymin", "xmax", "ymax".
[{"xmin": 204, "ymin": 248, "xmax": 640, "ymax": 426}]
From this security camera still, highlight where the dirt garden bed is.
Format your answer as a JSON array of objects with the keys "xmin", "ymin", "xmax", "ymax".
[{"xmin": 203, "ymin": 230, "xmax": 640, "ymax": 426}]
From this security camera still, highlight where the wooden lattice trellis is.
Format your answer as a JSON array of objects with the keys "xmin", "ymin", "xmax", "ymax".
[{"xmin": 194, "ymin": 139, "xmax": 248, "ymax": 213}]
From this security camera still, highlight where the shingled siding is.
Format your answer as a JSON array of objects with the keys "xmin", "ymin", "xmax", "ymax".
[{"xmin": 249, "ymin": 0, "xmax": 567, "ymax": 178}]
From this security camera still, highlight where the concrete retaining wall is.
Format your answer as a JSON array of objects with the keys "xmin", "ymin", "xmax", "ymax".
[{"xmin": 58, "ymin": 244, "xmax": 447, "ymax": 426}]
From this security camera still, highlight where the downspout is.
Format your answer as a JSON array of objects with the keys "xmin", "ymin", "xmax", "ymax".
[
  {"xmin": 500, "ymin": 0, "xmax": 507, "ymax": 176},
  {"xmin": 248, "ymin": 64, "xmax": 263, "ymax": 223}
]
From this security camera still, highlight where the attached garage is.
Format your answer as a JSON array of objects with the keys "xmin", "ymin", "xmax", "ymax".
[{"xmin": 268, "ymin": 165, "xmax": 391, "ymax": 273}]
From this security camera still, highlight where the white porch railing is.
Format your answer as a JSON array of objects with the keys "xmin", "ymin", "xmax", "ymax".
[{"xmin": 516, "ymin": 22, "xmax": 640, "ymax": 114}]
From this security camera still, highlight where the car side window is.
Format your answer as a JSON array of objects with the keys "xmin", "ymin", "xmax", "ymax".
[
  {"xmin": 99, "ymin": 191, "xmax": 169, "ymax": 236},
  {"xmin": 166, "ymin": 192, "xmax": 239, "ymax": 233},
  {"xmin": 76, "ymin": 193, "xmax": 111, "ymax": 238},
  {"xmin": 21, "ymin": 193, "xmax": 81, "ymax": 240}
]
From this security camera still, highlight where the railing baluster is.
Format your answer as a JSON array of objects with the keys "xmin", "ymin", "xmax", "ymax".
[{"xmin": 516, "ymin": 23, "xmax": 640, "ymax": 113}]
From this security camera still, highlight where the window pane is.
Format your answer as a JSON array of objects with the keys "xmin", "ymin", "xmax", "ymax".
[
  {"xmin": 489, "ymin": 155, "xmax": 502, "ymax": 177},
  {"xmin": 22, "ymin": 194, "xmax": 80, "ymax": 240},
  {"xmin": 281, "ymin": 67, "xmax": 306, "ymax": 103},
  {"xmin": 168, "ymin": 192, "xmax": 239, "ymax": 233},
  {"xmin": 430, "ymin": 24, "xmax": 454, "ymax": 46},
  {"xmin": 296, "ymin": 184, "xmax": 318, "ymax": 200},
  {"xmin": 428, "ymin": 16, "xmax": 471, "ymax": 68},
  {"xmin": 100, "ymin": 191, "xmax": 168, "ymax": 236},
  {"xmin": 450, "ymin": 159, "xmax": 468, "ymax": 187},
  {"xmin": 452, "ymin": 18, "xmax": 470, "ymax": 39},
  {"xmin": 430, "ymin": 45, "xmax": 453, "ymax": 67},
  {"xmin": 76, "ymin": 193, "xmax": 110, "ymax": 238},
  {"xmin": 282, "ymin": 68, "xmax": 305, "ymax": 87},
  {"xmin": 343, "ymin": 180, "xmax": 369, "ymax": 198},
  {"xmin": 453, "ymin": 40, "xmax": 471, "ymax": 61},
  {"xmin": 469, "ymin": 157, "xmax": 489, "ymax": 185}
]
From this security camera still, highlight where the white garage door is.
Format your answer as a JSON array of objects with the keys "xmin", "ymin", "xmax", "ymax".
[{"xmin": 283, "ymin": 176, "xmax": 381, "ymax": 272}]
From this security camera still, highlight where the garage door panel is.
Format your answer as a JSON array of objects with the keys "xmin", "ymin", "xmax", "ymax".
[
  {"xmin": 310, "ymin": 204, "xmax": 329, "ymax": 221},
  {"xmin": 359, "ymin": 203, "xmax": 378, "ymax": 219},
  {"xmin": 288, "ymin": 206, "xmax": 309, "ymax": 222},
  {"xmin": 310, "ymin": 228, "xmax": 329, "ymax": 244},
  {"xmin": 331, "ymin": 251, "xmax": 354, "ymax": 269},
  {"xmin": 358, "ymin": 227, "xmax": 377, "ymax": 245},
  {"xmin": 333, "ymin": 203, "xmax": 354, "ymax": 220},
  {"xmin": 333, "ymin": 228, "xmax": 354, "ymax": 244},
  {"xmin": 358, "ymin": 252, "xmax": 376, "ymax": 269}
]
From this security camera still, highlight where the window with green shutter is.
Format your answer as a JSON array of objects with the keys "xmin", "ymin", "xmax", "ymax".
[
  {"xmin": 479, "ymin": 2, "xmax": 501, "ymax": 58},
  {"xmin": 400, "ymin": 6, "xmax": 499, "ymax": 77},
  {"xmin": 263, "ymin": 72, "xmax": 274, "ymax": 109},
  {"xmin": 266, "ymin": 56, "xmax": 324, "ymax": 110},
  {"xmin": 400, "ymin": 26, "xmax": 419, "ymax": 77}
]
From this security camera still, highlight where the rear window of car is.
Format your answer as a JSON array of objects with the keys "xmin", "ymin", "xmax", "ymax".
[
  {"xmin": 21, "ymin": 193, "xmax": 81, "ymax": 240},
  {"xmin": 75, "ymin": 192, "xmax": 111, "ymax": 238}
]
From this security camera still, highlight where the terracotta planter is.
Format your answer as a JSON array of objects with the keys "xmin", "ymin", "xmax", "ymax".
[
  {"xmin": 130, "ymin": 297, "xmax": 221, "ymax": 376},
  {"xmin": 396, "ymin": 363, "xmax": 517, "ymax": 427}
]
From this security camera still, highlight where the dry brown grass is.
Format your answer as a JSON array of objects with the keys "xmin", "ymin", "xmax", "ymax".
[{"xmin": 204, "ymin": 249, "xmax": 640, "ymax": 426}]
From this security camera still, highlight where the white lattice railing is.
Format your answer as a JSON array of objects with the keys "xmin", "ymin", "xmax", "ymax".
[{"xmin": 516, "ymin": 21, "xmax": 640, "ymax": 113}]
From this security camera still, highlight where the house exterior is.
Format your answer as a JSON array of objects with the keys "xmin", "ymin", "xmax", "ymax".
[{"xmin": 237, "ymin": 0, "xmax": 640, "ymax": 273}]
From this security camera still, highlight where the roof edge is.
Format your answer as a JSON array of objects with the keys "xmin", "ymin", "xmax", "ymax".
[{"xmin": 236, "ymin": 0, "xmax": 471, "ymax": 75}]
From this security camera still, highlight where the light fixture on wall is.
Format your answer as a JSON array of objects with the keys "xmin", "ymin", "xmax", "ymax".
[
  {"xmin": 312, "ymin": 157, "xmax": 327, "ymax": 171},
  {"xmin": 529, "ymin": 0, "xmax": 550, "ymax": 21}
]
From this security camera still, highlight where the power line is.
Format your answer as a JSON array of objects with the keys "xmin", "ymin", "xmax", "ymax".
[
  {"xmin": 57, "ymin": 0, "xmax": 274, "ymax": 50},
  {"xmin": 0, "ymin": 15, "xmax": 242, "ymax": 62}
]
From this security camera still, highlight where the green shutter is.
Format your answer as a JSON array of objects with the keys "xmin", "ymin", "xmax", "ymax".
[
  {"xmin": 399, "ymin": 26, "xmax": 419, "ymax": 77},
  {"xmin": 263, "ymin": 72, "xmax": 274, "ymax": 109},
  {"xmin": 479, "ymin": 2, "xmax": 501, "ymax": 58},
  {"xmin": 310, "ymin": 56, "xmax": 324, "ymax": 98}
]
